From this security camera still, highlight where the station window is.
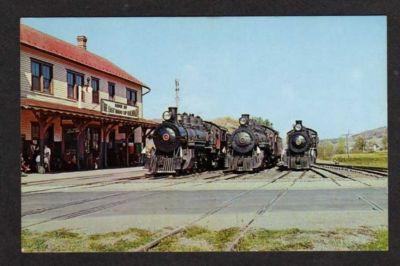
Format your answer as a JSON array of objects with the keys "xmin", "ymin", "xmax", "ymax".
[
  {"xmin": 91, "ymin": 77, "xmax": 100, "ymax": 104},
  {"xmin": 126, "ymin": 88, "xmax": 137, "ymax": 106},
  {"xmin": 31, "ymin": 59, "xmax": 53, "ymax": 93},
  {"xmin": 108, "ymin": 82, "xmax": 115, "ymax": 101},
  {"xmin": 67, "ymin": 70, "xmax": 84, "ymax": 100}
]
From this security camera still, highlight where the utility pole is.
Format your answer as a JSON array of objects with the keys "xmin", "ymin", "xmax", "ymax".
[
  {"xmin": 345, "ymin": 129, "xmax": 350, "ymax": 159},
  {"xmin": 175, "ymin": 79, "xmax": 180, "ymax": 109}
]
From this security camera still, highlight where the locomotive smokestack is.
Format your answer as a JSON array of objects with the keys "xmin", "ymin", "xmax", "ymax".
[
  {"xmin": 295, "ymin": 120, "xmax": 302, "ymax": 125},
  {"xmin": 242, "ymin": 114, "xmax": 250, "ymax": 120}
]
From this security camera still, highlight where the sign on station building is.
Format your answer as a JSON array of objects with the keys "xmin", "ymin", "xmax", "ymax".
[{"xmin": 101, "ymin": 99, "xmax": 139, "ymax": 118}]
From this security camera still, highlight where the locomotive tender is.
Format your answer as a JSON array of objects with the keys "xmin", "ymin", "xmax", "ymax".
[
  {"xmin": 226, "ymin": 114, "xmax": 283, "ymax": 172},
  {"xmin": 147, "ymin": 107, "xmax": 229, "ymax": 175},
  {"xmin": 282, "ymin": 120, "xmax": 319, "ymax": 170}
]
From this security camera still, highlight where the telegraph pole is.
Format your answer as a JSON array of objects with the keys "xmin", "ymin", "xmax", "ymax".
[
  {"xmin": 175, "ymin": 79, "xmax": 180, "ymax": 109},
  {"xmin": 345, "ymin": 129, "xmax": 350, "ymax": 159}
]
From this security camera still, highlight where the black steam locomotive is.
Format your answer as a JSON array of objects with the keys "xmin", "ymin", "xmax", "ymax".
[
  {"xmin": 226, "ymin": 114, "xmax": 283, "ymax": 172},
  {"xmin": 282, "ymin": 120, "xmax": 318, "ymax": 170},
  {"xmin": 147, "ymin": 107, "xmax": 229, "ymax": 175}
]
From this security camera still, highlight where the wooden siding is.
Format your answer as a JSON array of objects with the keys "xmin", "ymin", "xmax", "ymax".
[{"xmin": 20, "ymin": 46, "xmax": 144, "ymax": 118}]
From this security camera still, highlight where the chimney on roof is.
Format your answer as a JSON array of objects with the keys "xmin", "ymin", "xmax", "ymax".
[{"xmin": 77, "ymin": 35, "xmax": 87, "ymax": 50}]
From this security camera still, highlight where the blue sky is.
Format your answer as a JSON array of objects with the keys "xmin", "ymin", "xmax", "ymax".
[{"xmin": 22, "ymin": 17, "xmax": 387, "ymax": 139}]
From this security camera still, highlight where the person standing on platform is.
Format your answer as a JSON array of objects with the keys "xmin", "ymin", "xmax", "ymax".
[
  {"xmin": 44, "ymin": 144, "xmax": 51, "ymax": 172},
  {"xmin": 141, "ymin": 145, "xmax": 147, "ymax": 166}
]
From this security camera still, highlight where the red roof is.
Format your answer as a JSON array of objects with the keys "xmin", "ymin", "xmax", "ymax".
[
  {"xmin": 20, "ymin": 24, "xmax": 147, "ymax": 88},
  {"xmin": 21, "ymin": 98, "xmax": 158, "ymax": 127}
]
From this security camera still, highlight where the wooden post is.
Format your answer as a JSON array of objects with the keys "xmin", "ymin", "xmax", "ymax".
[
  {"xmin": 102, "ymin": 122, "xmax": 118, "ymax": 169},
  {"xmin": 99, "ymin": 121, "xmax": 105, "ymax": 169},
  {"xmin": 39, "ymin": 128, "xmax": 45, "ymax": 169},
  {"xmin": 141, "ymin": 126, "xmax": 148, "ymax": 149},
  {"xmin": 126, "ymin": 134, "xmax": 130, "ymax": 167},
  {"xmin": 72, "ymin": 119, "xmax": 91, "ymax": 170},
  {"xmin": 33, "ymin": 111, "xmax": 58, "ymax": 173}
]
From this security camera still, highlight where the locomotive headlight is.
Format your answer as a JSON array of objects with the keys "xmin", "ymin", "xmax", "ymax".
[
  {"xmin": 294, "ymin": 135, "xmax": 306, "ymax": 146},
  {"xmin": 162, "ymin": 111, "xmax": 172, "ymax": 121},
  {"xmin": 239, "ymin": 117, "xmax": 247, "ymax": 126},
  {"xmin": 294, "ymin": 124, "xmax": 302, "ymax": 131}
]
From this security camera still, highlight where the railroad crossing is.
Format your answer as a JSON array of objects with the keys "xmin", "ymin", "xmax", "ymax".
[{"xmin": 22, "ymin": 164, "xmax": 388, "ymax": 251}]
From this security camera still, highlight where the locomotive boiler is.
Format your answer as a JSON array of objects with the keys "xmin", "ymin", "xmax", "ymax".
[
  {"xmin": 226, "ymin": 114, "xmax": 282, "ymax": 172},
  {"xmin": 147, "ymin": 107, "xmax": 229, "ymax": 175},
  {"xmin": 282, "ymin": 120, "xmax": 319, "ymax": 170}
]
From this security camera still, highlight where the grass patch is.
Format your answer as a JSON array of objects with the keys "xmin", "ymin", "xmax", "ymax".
[
  {"xmin": 21, "ymin": 226, "xmax": 388, "ymax": 252},
  {"xmin": 332, "ymin": 152, "xmax": 388, "ymax": 168},
  {"xmin": 183, "ymin": 226, "xmax": 240, "ymax": 251},
  {"xmin": 236, "ymin": 228, "xmax": 311, "ymax": 251},
  {"xmin": 355, "ymin": 229, "xmax": 388, "ymax": 251},
  {"xmin": 153, "ymin": 226, "xmax": 240, "ymax": 251},
  {"xmin": 22, "ymin": 227, "xmax": 155, "ymax": 252}
]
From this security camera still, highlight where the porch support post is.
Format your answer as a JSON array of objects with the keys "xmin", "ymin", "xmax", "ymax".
[
  {"xmin": 126, "ymin": 133, "xmax": 130, "ymax": 167},
  {"xmin": 99, "ymin": 121, "xmax": 105, "ymax": 169},
  {"xmin": 126, "ymin": 125, "xmax": 139, "ymax": 167},
  {"xmin": 33, "ymin": 111, "xmax": 58, "ymax": 173},
  {"xmin": 102, "ymin": 122, "xmax": 118, "ymax": 168},
  {"xmin": 72, "ymin": 118, "xmax": 91, "ymax": 170},
  {"xmin": 141, "ymin": 126, "xmax": 148, "ymax": 148}
]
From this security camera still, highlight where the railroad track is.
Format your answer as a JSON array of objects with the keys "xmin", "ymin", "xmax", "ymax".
[
  {"xmin": 21, "ymin": 169, "xmax": 147, "ymax": 186},
  {"xmin": 133, "ymin": 171, "xmax": 292, "ymax": 252},
  {"xmin": 310, "ymin": 168, "xmax": 342, "ymax": 186},
  {"xmin": 311, "ymin": 165, "xmax": 372, "ymax": 186},
  {"xmin": 227, "ymin": 170, "xmax": 305, "ymax": 251},
  {"xmin": 22, "ymin": 170, "xmax": 246, "ymax": 227},
  {"xmin": 315, "ymin": 163, "xmax": 387, "ymax": 177},
  {"xmin": 22, "ymin": 170, "xmax": 225, "ymax": 216},
  {"xmin": 22, "ymin": 174, "xmax": 147, "ymax": 195},
  {"xmin": 22, "ymin": 169, "xmax": 227, "ymax": 195},
  {"xmin": 310, "ymin": 167, "xmax": 384, "ymax": 212}
]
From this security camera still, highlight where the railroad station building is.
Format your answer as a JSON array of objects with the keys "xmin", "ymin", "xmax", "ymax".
[{"xmin": 20, "ymin": 24, "xmax": 158, "ymax": 172}]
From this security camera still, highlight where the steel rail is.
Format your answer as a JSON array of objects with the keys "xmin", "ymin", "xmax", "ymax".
[
  {"xmin": 21, "ymin": 169, "xmax": 147, "ymax": 186},
  {"xmin": 22, "ymin": 171, "xmax": 224, "ymax": 217},
  {"xmin": 310, "ymin": 168, "xmax": 341, "ymax": 186},
  {"xmin": 133, "ymin": 171, "xmax": 292, "ymax": 252},
  {"xmin": 308, "ymin": 167, "xmax": 385, "ymax": 212},
  {"xmin": 312, "ymin": 165, "xmax": 371, "ymax": 187},
  {"xmin": 22, "ymin": 171, "xmax": 242, "ymax": 228},
  {"xmin": 315, "ymin": 163, "xmax": 387, "ymax": 176},
  {"xmin": 227, "ymin": 170, "xmax": 305, "ymax": 251}
]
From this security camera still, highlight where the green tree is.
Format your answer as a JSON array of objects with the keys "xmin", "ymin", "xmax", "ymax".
[
  {"xmin": 252, "ymin": 117, "xmax": 273, "ymax": 128},
  {"xmin": 317, "ymin": 141, "xmax": 335, "ymax": 160},
  {"xmin": 381, "ymin": 135, "xmax": 388, "ymax": 150},
  {"xmin": 367, "ymin": 139, "xmax": 377, "ymax": 152},
  {"xmin": 335, "ymin": 138, "xmax": 346, "ymax": 154},
  {"xmin": 353, "ymin": 136, "xmax": 367, "ymax": 152}
]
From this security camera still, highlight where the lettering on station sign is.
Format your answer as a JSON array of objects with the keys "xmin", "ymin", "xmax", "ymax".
[{"xmin": 101, "ymin": 99, "xmax": 138, "ymax": 118}]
